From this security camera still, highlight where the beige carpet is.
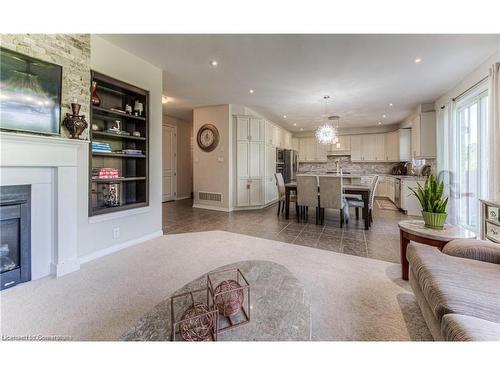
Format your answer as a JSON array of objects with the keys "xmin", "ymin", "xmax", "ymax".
[{"xmin": 0, "ymin": 231, "xmax": 431, "ymax": 341}]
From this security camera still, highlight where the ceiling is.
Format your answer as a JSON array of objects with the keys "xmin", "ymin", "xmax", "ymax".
[{"xmin": 101, "ymin": 34, "xmax": 499, "ymax": 131}]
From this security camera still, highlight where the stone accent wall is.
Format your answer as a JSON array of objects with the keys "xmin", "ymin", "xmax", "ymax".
[
  {"xmin": 299, "ymin": 155, "xmax": 399, "ymax": 174},
  {"xmin": 0, "ymin": 34, "xmax": 91, "ymax": 139}
]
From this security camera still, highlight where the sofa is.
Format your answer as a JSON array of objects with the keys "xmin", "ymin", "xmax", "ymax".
[{"xmin": 407, "ymin": 239, "xmax": 500, "ymax": 341}]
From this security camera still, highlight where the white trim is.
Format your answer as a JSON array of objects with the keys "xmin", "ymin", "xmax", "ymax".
[
  {"xmin": 88, "ymin": 206, "xmax": 151, "ymax": 224},
  {"xmin": 79, "ymin": 230, "xmax": 164, "ymax": 264},
  {"xmin": 162, "ymin": 124, "xmax": 177, "ymax": 201},
  {"xmin": 192, "ymin": 203, "xmax": 233, "ymax": 212},
  {"xmin": 176, "ymin": 195, "xmax": 191, "ymax": 200},
  {"xmin": 233, "ymin": 200, "xmax": 278, "ymax": 211}
]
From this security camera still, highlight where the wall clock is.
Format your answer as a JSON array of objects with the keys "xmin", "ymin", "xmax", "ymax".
[{"xmin": 197, "ymin": 124, "xmax": 220, "ymax": 152}]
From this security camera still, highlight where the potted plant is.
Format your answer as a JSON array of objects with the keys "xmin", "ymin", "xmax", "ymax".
[{"xmin": 409, "ymin": 175, "xmax": 449, "ymax": 229}]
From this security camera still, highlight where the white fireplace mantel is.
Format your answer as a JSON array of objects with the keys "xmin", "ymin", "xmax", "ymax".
[{"xmin": 0, "ymin": 132, "xmax": 89, "ymax": 277}]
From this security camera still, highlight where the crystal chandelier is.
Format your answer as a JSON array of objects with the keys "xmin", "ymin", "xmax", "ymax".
[{"xmin": 315, "ymin": 96, "xmax": 340, "ymax": 145}]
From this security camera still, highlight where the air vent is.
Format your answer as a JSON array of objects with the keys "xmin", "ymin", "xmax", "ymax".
[{"xmin": 198, "ymin": 191, "xmax": 223, "ymax": 202}]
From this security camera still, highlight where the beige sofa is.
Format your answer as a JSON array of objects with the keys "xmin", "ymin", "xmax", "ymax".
[{"xmin": 407, "ymin": 239, "xmax": 500, "ymax": 341}]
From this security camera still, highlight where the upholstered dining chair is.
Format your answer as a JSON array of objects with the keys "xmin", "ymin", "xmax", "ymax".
[
  {"xmin": 346, "ymin": 175, "xmax": 379, "ymax": 225},
  {"xmin": 296, "ymin": 175, "xmax": 319, "ymax": 223},
  {"xmin": 318, "ymin": 175, "xmax": 349, "ymax": 227},
  {"xmin": 274, "ymin": 173, "xmax": 297, "ymax": 216}
]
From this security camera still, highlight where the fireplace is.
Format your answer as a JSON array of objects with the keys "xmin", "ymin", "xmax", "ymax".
[{"xmin": 0, "ymin": 185, "xmax": 31, "ymax": 290}]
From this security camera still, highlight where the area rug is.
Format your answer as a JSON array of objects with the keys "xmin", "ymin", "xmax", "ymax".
[
  {"xmin": 0, "ymin": 230, "xmax": 431, "ymax": 341},
  {"xmin": 376, "ymin": 199, "xmax": 400, "ymax": 211}
]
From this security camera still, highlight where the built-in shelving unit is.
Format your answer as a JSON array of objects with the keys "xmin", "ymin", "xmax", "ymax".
[{"xmin": 89, "ymin": 71, "xmax": 149, "ymax": 217}]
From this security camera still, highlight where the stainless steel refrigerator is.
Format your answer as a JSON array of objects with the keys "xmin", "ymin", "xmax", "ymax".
[{"xmin": 283, "ymin": 150, "xmax": 298, "ymax": 183}]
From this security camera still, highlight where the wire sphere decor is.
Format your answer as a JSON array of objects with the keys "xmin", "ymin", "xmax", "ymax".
[
  {"xmin": 214, "ymin": 279, "xmax": 244, "ymax": 317},
  {"xmin": 179, "ymin": 302, "xmax": 216, "ymax": 341}
]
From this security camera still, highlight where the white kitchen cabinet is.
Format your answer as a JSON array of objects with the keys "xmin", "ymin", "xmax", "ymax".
[
  {"xmin": 235, "ymin": 115, "xmax": 265, "ymax": 208},
  {"xmin": 401, "ymin": 179, "xmax": 424, "ymax": 216},
  {"xmin": 375, "ymin": 176, "xmax": 388, "ymax": 197},
  {"xmin": 273, "ymin": 125, "xmax": 281, "ymax": 147},
  {"xmin": 283, "ymin": 131, "xmax": 292, "ymax": 149},
  {"xmin": 385, "ymin": 131, "xmax": 399, "ymax": 161},
  {"xmin": 298, "ymin": 138, "xmax": 314, "ymax": 161},
  {"xmin": 350, "ymin": 135, "xmax": 362, "ymax": 161},
  {"xmin": 292, "ymin": 137, "xmax": 299, "ymax": 151},
  {"xmin": 316, "ymin": 142, "xmax": 328, "ymax": 162},
  {"xmin": 265, "ymin": 176, "xmax": 278, "ymax": 204},
  {"xmin": 374, "ymin": 134, "xmax": 386, "ymax": 161},
  {"xmin": 411, "ymin": 111, "xmax": 436, "ymax": 159},
  {"xmin": 399, "ymin": 129, "xmax": 411, "ymax": 161},
  {"xmin": 386, "ymin": 177, "xmax": 396, "ymax": 203},
  {"xmin": 237, "ymin": 116, "xmax": 263, "ymax": 142},
  {"xmin": 327, "ymin": 135, "xmax": 351, "ymax": 153},
  {"xmin": 265, "ymin": 121, "xmax": 274, "ymax": 145}
]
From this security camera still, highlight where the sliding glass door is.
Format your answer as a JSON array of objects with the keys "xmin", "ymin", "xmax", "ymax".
[{"xmin": 456, "ymin": 90, "xmax": 488, "ymax": 231}]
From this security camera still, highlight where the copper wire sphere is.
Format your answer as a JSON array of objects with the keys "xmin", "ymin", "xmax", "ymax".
[
  {"xmin": 214, "ymin": 279, "xmax": 244, "ymax": 317},
  {"xmin": 179, "ymin": 303, "xmax": 215, "ymax": 341}
]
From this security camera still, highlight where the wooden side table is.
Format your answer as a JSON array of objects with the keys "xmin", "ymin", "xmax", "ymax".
[{"xmin": 398, "ymin": 220, "xmax": 476, "ymax": 280}]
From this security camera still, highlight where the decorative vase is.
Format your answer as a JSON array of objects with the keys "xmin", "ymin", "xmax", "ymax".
[
  {"xmin": 91, "ymin": 81, "xmax": 101, "ymax": 106},
  {"xmin": 422, "ymin": 211, "xmax": 447, "ymax": 230},
  {"xmin": 62, "ymin": 102, "xmax": 88, "ymax": 139}
]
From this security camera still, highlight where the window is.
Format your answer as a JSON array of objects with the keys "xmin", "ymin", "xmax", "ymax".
[{"xmin": 455, "ymin": 89, "xmax": 488, "ymax": 231}]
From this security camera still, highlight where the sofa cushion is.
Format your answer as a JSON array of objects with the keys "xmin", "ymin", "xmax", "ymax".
[
  {"xmin": 443, "ymin": 239, "xmax": 500, "ymax": 264},
  {"xmin": 441, "ymin": 314, "xmax": 500, "ymax": 341},
  {"xmin": 407, "ymin": 243, "xmax": 500, "ymax": 323}
]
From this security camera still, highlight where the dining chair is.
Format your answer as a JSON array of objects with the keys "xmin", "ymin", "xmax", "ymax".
[
  {"xmin": 296, "ymin": 175, "xmax": 319, "ymax": 223},
  {"xmin": 274, "ymin": 173, "xmax": 297, "ymax": 217},
  {"xmin": 318, "ymin": 175, "xmax": 349, "ymax": 227},
  {"xmin": 346, "ymin": 175, "xmax": 379, "ymax": 225}
]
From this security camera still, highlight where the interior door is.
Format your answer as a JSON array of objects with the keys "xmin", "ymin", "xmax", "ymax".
[{"xmin": 162, "ymin": 125, "xmax": 176, "ymax": 202}]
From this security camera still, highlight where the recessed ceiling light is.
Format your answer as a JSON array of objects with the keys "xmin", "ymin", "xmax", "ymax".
[
  {"xmin": 382, "ymin": 114, "xmax": 386, "ymax": 118},
  {"xmin": 283, "ymin": 115, "xmax": 287, "ymax": 119},
  {"xmin": 209, "ymin": 60, "xmax": 218, "ymax": 67},
  {"xmin": 293, "ymin": 123, "xmax": 297, "ymax": 126},
  {"xmin": 414, "ymin": 57, "xmax": 422, "ymax": 64},
  {"xmin": 389, "ymin": 103, "xmax": 393, "ymax": 107},
  {"xmin": 378, "ymin": 121, "xmax": 382, "ymax": 125},
  {"xmin": 300, "ymin": 128, "xmax": 304, "ymax": 131},
  {"xmin": 162, "ymin": 96, "xmax": 169, "ymax": 104},
  {"xmin": 249, "ymin": 89, "xmax": 254, "ymax": 94}
]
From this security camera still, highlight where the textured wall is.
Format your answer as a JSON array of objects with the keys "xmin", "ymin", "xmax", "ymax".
[
  {"xmin": 0, "ymin": 34, "xmax": 91, "ymax": 138},
  {"xmin": 299, "ymin": 156, "xmax": 399, "ymax": 175}
]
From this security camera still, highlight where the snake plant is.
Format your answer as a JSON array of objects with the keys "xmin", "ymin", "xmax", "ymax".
[{"xmin": 409, "ymin": 175, "xmax": 448, "ymax": 214}]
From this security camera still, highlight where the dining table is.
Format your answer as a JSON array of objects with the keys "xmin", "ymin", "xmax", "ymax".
[{"xmin": 284, "ymin": 177, "xmax": 372, "ymax": 230}]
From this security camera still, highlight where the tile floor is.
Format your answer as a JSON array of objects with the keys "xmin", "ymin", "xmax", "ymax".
[{"xmin": 163, "ymin": 198, "xmax": 413, "ymax": 264}]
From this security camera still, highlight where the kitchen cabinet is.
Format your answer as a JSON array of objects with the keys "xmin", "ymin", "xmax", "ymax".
[
  {"xmin": 264, "ymin": 143, "xmax": 277, "ymax": 204},
  {"xmin": 237, "ymin": 116, "xmax": 263, "ymax": 142},
  {"xmin": 350, "ymin": 134, "xmax": 380, "ymax": 161},
  {"xmin": 328, "ymin": 135, "xmax": 350, "ymax": 153},
  {"xmin": 375, "ymin": 176, "xmax": 388, "ymax": 197},
  {"xmin": 292, "ymin": 137, "xmax": 299, "ymax": 151},
  {"xmin": 297, "ymin": 137, "xmax": 327, "ymax": 162},
  {"xmin": 283, "ymin": 131, "xmax": 292, "ymax": 149},
  {"xmin": 235, "ymin": 115, "xmax": 280, "ymax": 208},
  {"xmin": 411, "ymin": 111, "xmax": 436, "ymax": 159},
  {"xmin": 384, "ymin": 129, "xmax": 411, "ymax": 162},
  {"xmin": 401, "ymin": 179, "xmax": 425, "ymax": 216}
]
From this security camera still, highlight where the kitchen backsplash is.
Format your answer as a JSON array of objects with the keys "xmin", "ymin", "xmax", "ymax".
[{"xmin": 298, "ymin": 156, "xmax": 437, "ymax": 175}]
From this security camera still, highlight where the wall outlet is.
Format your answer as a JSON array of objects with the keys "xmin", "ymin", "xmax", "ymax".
[{"xmin": 113, "ymin": 227, "xmax": 120, "ymax": 239}]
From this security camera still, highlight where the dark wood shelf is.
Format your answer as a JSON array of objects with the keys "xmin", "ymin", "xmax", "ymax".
[
  {"xmin": 92, "ymin": 106, "xmax": 146, "ymax": 121},
  {"xmin": 92, "ymin": 152, "xmax": 146, "ymax": 158},
  {"xmin": 92, "ymin": 202, "xmax": 148, "ymax": 216},
  {"xmin": 93, "ymin": 131, "xmax": 146, "ymax": 141},
  {"xmin": 92, "ymin": 177, "xmax": 146, "ymax": 183},
  {"xmin": 89, "ymin": 71, "xmax": 149, "ymax": 217}
]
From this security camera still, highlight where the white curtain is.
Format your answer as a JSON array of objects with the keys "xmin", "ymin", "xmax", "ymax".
[
  {"xmin": 487, "ymin": 62, "xmax": 500, "ymax": 200},
  {"xmin": 436, "ymin": 101, "xmax": 460, "ymax": 224}
]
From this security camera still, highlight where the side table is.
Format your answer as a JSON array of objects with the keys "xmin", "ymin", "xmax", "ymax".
[{"xmin": 398, "ymin": 220, "xmax": 476, "ymax": 280}]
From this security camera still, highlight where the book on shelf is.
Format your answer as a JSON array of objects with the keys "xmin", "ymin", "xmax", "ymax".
[{"xmin": 120, "ymin": 149, "xmax": 143, "ymax": 155}]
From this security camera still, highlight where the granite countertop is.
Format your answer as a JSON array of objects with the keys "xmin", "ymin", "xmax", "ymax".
[{"xmin": 298, "ymin": 172, "xmax": 427, "ymax": 180}]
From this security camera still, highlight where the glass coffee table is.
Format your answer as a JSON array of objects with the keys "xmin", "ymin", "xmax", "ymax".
[{"xmin": 398, "ymin": 220, "xmax": 476, "ymax": 280}]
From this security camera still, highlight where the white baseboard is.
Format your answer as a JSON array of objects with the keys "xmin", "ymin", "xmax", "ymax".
[
  {"xmin": 192, "ymin": 203, "xmax": 233, "ymax": 212},
  {"xmin": 176, "ymin": 195, "xmax": 191, "ymax": 201},
  {"xmin": 79, "ymin": 230, "xmax": 164, "ymax": 265}
]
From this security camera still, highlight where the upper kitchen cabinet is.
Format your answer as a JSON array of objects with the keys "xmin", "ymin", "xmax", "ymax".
[
  {"xmin": 291, "ymin": 137, "xmax": 299, "ymax": 151},
  {"xmin": 327, "ymin": 135, "xmax": 350, "ymax": 154},
  {"xmin": 236, "ymin": 115, "xmax": 264, "ymax": 142},
  {"xmin": 283, "ymin": 131, "xmax": 292, "ymax": 149},
  {"xmin": 384, "ymin": 129, "xmax": 411, "ymax": 161},
  {"xmin": 410, "ymin": 107, "xmax": 436, "ymax": 159},
  {"xmin": 297, "ymin": 137, "xmax": 328, "ymax": 162},
  {"xmin": 350, "ymin": 134, "xmax": 384, "ymax": 161}
]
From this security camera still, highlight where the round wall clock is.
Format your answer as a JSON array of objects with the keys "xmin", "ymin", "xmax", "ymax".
[{"xmin": 197, "ymin": 124, "xmax": 220, "ymax": 152}]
